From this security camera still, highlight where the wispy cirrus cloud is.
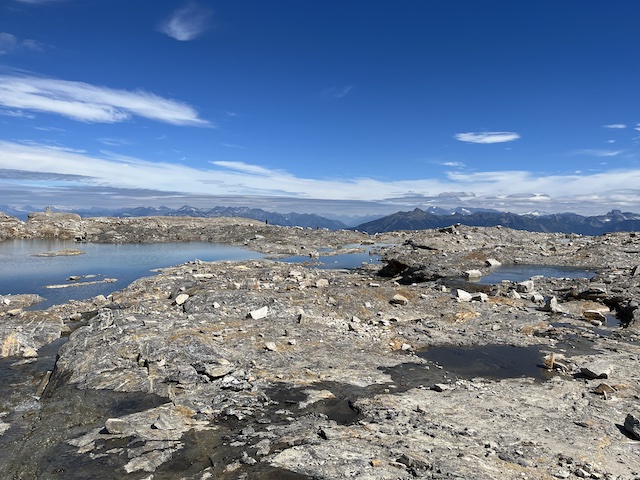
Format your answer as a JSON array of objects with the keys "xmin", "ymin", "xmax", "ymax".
[
  {"xmin": 160, "ymin": 3, "xmax": 211, "ymax": 41},
  {"xmin": 0, "ymin": 108, "xmax": 35, "ymax": 118},
  {"xmin": 0, "ymin": 74, "xmax": 210, "ymax": 126},
  {"xmin": 98, "ymin": 138, "xmax": 131, "ymax": 147},
  {"xmin": 454, "ymin": 131, "xmax": 520, "ymax": 144},
  {"xmin": 0, "ymin": 32, "xmax": 43, "ymax": 55},
  {"xmin": 573, "ymin": 149, "xmax": 623, "ymax": 157},
  {"xmin": 602, "ymin": 123, "xmax": 627, "ymax": 129},
  {"xmin": 321, "ymin": 85, "xmax": 354, "ymax": 100}
]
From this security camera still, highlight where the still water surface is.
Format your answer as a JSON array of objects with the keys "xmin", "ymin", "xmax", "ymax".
[
  {"xmin": 0, "ymin": 240, "xmax": 380, "ymax": 309},
  {"xmin": 473, "ymin": 264, "xmax": 596, "ymax": 284},
  {"xmin": 0, "ymin": 239, "xmax": 264, "ymax": 309}
]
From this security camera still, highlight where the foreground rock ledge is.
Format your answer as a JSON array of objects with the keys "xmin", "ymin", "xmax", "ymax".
[{"xmin": 1, "ymin": 214, "xmax": 640, "ymax": 479}]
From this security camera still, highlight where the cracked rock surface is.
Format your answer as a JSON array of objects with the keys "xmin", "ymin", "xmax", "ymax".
[{"xmin": 1, "ymin": 215, "xmax": 640, "ymax": 479}]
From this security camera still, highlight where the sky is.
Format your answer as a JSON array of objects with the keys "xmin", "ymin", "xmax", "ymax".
[{"xmin": 1, "ymin": 0, "xmax": 640, "ymax": 219}]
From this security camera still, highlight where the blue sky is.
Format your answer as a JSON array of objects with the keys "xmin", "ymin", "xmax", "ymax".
[{"xmin": 1, "ymin": 0, "xmax": 640, "ymax": 218}]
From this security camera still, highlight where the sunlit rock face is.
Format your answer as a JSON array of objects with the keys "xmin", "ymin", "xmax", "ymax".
[{"xmin": 0, "ymin": 214, "xmax": 640, "ymax": 479}]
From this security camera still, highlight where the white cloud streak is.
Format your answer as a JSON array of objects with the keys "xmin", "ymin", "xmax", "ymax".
[
  {"xmin": 2, "ymin": 140, "xmax": 640, "ymax": 215},
  {"xmin": 573, "ymin": 149, "xmax": 623, "ymax": 157},
  {"xmin": 160, "ymin": 3, "xmax": 211, "ymax": 41},
  {"xmin": 454, "ymin": 132, "xmax": 521, "ymax": 144},
  {"xmin": 0, "ymin": 32, "xmax": 42, "ymax": 55},
  {"xmin": 0, "ymin": 74, "xmax": 210, "ymax": 126},
  {"xmin": 603, "ymin": 123, "xmax": 627, "ymax": 129},
  {"xmin": 321, "ymin": 85, "xmax": 354, "ymax": 99}
]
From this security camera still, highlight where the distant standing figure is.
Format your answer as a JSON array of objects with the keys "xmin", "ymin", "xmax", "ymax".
[{"xmin": 265, "ymin": 219, "xmax": 268, "ymax": 225}]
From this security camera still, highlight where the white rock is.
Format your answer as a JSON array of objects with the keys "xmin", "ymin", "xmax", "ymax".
[
  {"xmin": 471, "ymin": 292, "xmax": 488, "ymax": 302},
  {"xmin": 174, "ymin": 294, "xmax": 189, "ymax": 306},
  {"xmin": 465, "ymin": 269, "xmax": 482, "ymax": 280},
  {"xmin": 517, "ymin": 280, "xmax": 535, "ymax": 293},
  {"xmin": 248, "ymin": 306, "xmax": 269, "ymax": 320},
  {"xmin": 485, "ymin": 258, "xmax": 502, "ymax": 267},
  {"xmin": 390, "ymin": 294, "xmax": 409, "ymax": 305},
  {"xmin": 542, "ymin": 296, "xmax": 562, "ymax": 313},
  {"xmin": 454, "ymin": 289, "xmax": 472, "ymax": 302}
]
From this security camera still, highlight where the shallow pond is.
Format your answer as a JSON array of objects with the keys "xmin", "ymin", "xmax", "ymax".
[
  {"xmin": 473, "ymin": 264, "xmax": 596, "ymax": 284},
  {"xmin": 0, "ymin": 240, "xmax": 265, "ymax": 309},
  {"xmin": 0, "ymin": 239, "xmax": 380, "ymax": 309},
  {"xmin": 417, "ymin": 344, "xmax": 554, "ymax": 381},
  {"xmin": 279, "ymin": 250, "xmax": 380, "ymax": 269}
]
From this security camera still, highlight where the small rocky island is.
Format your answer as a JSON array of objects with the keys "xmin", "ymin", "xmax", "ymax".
[{"xmin": 1, "ymin": 210, "xmax": 640, "ymax": 479}]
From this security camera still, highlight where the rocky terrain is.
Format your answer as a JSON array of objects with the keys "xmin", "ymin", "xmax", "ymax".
[{"xmin": 1, "ymin": 210, "xmax": 640, "ymax": 479}]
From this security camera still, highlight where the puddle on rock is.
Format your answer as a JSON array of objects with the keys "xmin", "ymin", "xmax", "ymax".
[
  {"xmin": 416, "ymin": 344, "xmax": 554, "ymax": 382},
  {"xmin": 472, "ymin": 264, "xmax": 596, "ymax": 285},
  {"xmin": 265, "ymin": 381, "xmax": 363, "ymax": 425}
]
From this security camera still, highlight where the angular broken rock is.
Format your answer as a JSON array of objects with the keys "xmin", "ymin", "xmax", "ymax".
[
  {"xmin": 174, "ymin": 293, "xmax": 189, "ymax": 306},
  {"xmin": 247, "ymin": 306, "xmax": 268, "ymax": 320},
  {"xmin": 580, "ymin": 361, "xmax": 612, "ymax": 379},
  {"xmin": 315, "ymin": 278, "xmax": 329, "ymax": 288},
  {"xmin": 104, "ymin": 418, "xmax": 129, "ymax": 435},
  {"xmin": 624, "ymin": 413, "xmax": 640, "ymax": 440},
  {"xmin": 542, "ymin": 296, "xmax": 562, "ymax": 313},
  {"xmin": 454, "ymin": 289, "xmax": 472, "ymax": 302},
  {"xmin": 390, "ymin": 294, "xmax": 409, "ymax": 305},
  {"xmin": 584, "ymin": 310, "xmax": 606, "ymax": 322},
  {"xmin": 485, "ymin": 258, "xmax": 502, "ymax": 267},
  {"xmin": 593, "ymin": 383, "xmax": 616, "ymax": 396},
  {"xmin": 432, "ymin": 383, "xmax": 451, "ymax": 392},
  {"xmin": 471, "ymin": 292, "xmax": 488, "ymax": 303},
  {"xmin": 465, "ymin": 269, "xmax": 482, "ymax": 280},
  {"xmin": 517, "ymin": 280, "xmax": 535, "ymax": 293}
]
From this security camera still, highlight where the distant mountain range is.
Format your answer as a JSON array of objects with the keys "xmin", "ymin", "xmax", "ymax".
[
  {"xmin": 0, "ymin": 205, "xmax": 349, "ymax": 230},
  {"xmin": 354, "ymin": 208, "xmax": 640, "ymax": 235},
  {"xmin": 2, "ymin": 204, "xmax": 640, "ymax": 235}
]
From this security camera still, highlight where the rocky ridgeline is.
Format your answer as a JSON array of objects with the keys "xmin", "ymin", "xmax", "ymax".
[{"xmin": 1, "ymin": 213, "xmax": 640, "ymax": 478}]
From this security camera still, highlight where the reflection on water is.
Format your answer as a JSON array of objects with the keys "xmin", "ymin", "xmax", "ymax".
[
  {"xmin": 418, "ymin": 344, "xmax": 554, "ymax": 381},
  {"xmin": 474, "ymin": 264, "xmax": 596, "ymax": 284},
  {"xmin": 279, "ymin": 251, "xmax": 380, "ymax": 269},
  {"xmin": 0, "ymin": 240, "xmax": 264, "ymax": 309},
  {"xmin": 0, "ymin": 240, "xmax": 381, "ymax": 309},
  {"xmin": 279, "ymin": 243, "xmax": 382, "ymax": 269}
]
